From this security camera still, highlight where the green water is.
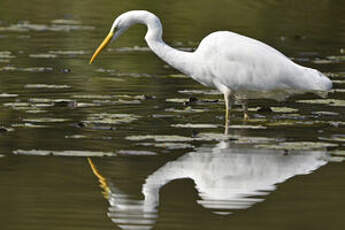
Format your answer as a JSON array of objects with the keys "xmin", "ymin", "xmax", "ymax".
[{"xmin": 0, "ymin": 0, "xmax": 345, "ymax": 230}]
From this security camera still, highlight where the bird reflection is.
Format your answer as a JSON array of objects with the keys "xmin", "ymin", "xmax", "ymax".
[{"xmin": 88, "ymin": 142, "xmax": 328, "ymax": 230}]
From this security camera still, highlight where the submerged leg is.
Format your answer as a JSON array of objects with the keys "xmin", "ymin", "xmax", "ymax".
[
  {"xmin": 242, "ymin": 101, "xmax": 249, "ymax": 121},
  {"xmin": 224, "ymin": 93, "xmax": 232, "ymax": 135}
]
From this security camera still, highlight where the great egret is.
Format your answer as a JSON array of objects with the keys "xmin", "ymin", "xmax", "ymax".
[{"xmin": 90, "ymin": 10, "xmax": 332, "ymax": 134}]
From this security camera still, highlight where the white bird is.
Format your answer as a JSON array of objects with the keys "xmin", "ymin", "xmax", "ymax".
[{"xmin": 90, "ymin": 10, "xmax": 332, "ymax": 134}]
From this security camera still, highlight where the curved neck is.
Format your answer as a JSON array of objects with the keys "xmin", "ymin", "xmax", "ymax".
[{"xmin": 129, "ymin": 11, "xmax": 194, "ymax": 75}]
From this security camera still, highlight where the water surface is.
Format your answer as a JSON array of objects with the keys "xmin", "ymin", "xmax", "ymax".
[{"xmin": 1, "ymin": 0, "xmax": 345, "ymax": 230}]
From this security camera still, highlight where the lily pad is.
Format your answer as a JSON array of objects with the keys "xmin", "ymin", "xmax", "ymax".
[
  {"xmin": 0, "ymin": 66, "xmax": 53, "ymax": 72},
  {"xmin": 271, "ymin": 107, "xmax": 299, "ymax": 113},
  {"xmin": 117, "ymin": 150, "xmax": 156, "ymax": 155},
  {"xmin": 83, "ymin": 113, "xmax": 140, "ymax": 125},
  {"xmin": 25, "ymin": 109, "xmax": 48, "ymax": 113},
  {"xmin": 51, "ymin": 19, "xmax": 81, "ymax": 25},
  {"xmin": 165, "ymin": 74, "xmax": 188, "ymax": 78},
  {"xmin": 256, "ymin": 141, "xmax": 338, "ymax": 150},
  {"xmin": 49, "ymin": 50, "xmax": 89, "ymax": 55},
  {"xmin": 229, "ymin": 125, "xmax": 267, "ymax": 129},
  {"xmin": 0, "ymin": 51, "xmax": 15, "ymax": 58},
  {"xmin": 65, "ymin": 135, "xmax": 88, "ymax": 139},
  {"xmin": 3, "ymin": 102, "xmax": 30, "ymax": 107},
  {"xmin": 195, "ymin": 132, "xmax": 236, "ymax": 141},
  {"xmin": 112, "ymin": 46, "xmax": 150, "ymax": 52},
  {"xmin": 165, "ymin": 107, "xmax": 207, "ymax": 113},
  {"xmin": 13, "ymin": 149, "xmax": 115, "ymax": 157},
  {"xmin": 328, "ymin": 156, "xmax": 345, "ymax": 162},
  {"xmin": 0, "ymin": 127, "xmax": 14, "ymax": 132},
  {"xmin": 0, "ymin": 93, "xmax": 18, "ymax": 98},
  {"xmin": 29, "ymin": 53, "xmax": 57, "ymax": 58},
  {"xmin": 326, "ymin": 55, "xmax": 345, "ymax": 62},
  {"xmin": 137, "ymin": 142, "xmax": 194, "ymax": 150},
  {"xmin": 172, "ymin": 123, "xmax": 218, "ymax": 128},
  {"xmin": 319, "ymin": 135, "xmax": 345, "ymax": 142},
  {"xmin": 126, "ymin": 135, "xmax": 195, "ymax": 142},
  {"xmin": 178, "ymin": 89, "xmax": 221, "ymax": 95},
  {"xmin": 297, "ymin": 99, "xmax": 345, "ymax": 107},
  {"xmin": 72, "ymin": 94, "xmax": 113, "ymax": 99},
  {"xmin": 23, "ymin": 118, "xmax": 69, "ymax": 123},
  {"xmin": 312, "ymin": 59, "xmax": 333, "ymax": 64},
  {"xmin": 0, "ymin": 22, "xmax": 94, "ymax": 32},
  {"xmin": 234, "ymin": 136, "xmax": 277, "ymax": 144},
  {"xmin": 331, "ymin": 89, "xmax": 345, "ymax": 93},
  {"xmin": 12, "ymin": 123, "xmax": 48, "ymax": 128},
  {"xmin": 312, "ymin": 111, "xmax": 339, "ymax": 116},
  {"xmin": 166, "ymin": 98, "xmax": 188, "ymax": 103},
  {"xmin": 24, "ymin": 84, "xmax": 71, "ymax": 89},
  {"xmin": 329, "ymin": 150, "xmax": 345, "ymax": 156}
]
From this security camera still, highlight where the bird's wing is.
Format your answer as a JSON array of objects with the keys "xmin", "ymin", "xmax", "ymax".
[{"xmin": 196, "ymin": 32, "xmax": 303, "ymax": 92}]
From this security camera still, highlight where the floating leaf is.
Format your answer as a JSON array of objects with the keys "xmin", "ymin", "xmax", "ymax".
[
  {"xmin": 331, "ymin": 89, "xmax": 345, "ymax": 93},
  {"xmin": 3, "ymin": 102, "xmax": 30, "ymax": 107},
  {"xmin": 83, "ymin": 113, "xmax": 140, "ymax": 125},
  {"xmin": 29, "ymin": 53, "xmax": 57, "ymax": 58},
  {"xmin": 328, "ymin": 156, "xmax": 345, "ymax": 162},
  {"xmin": 319, "ymin": 135, "xmax": 345, "ymax": 142},
  {"xmin": 172, "ymin": 123, "xmax": 218, "ymax": 128},
  {"xmin": 126, "ymin": 135, "xmax": 195, "ymax": 142},
  {"xmin": 112, "ymin": 46, "xmax": 150, "ymax": 52},
  {"xmin": 0, "ymin": 93, "xmax": 18, "ymax": 98},
  {"xmin": 165, "ymin": 107, "xmax": 207, "ymax": 113},
  {"xmin": 165, "ymin": 74, "xmax": 188, "ymax": 78},
  {"xmin": 329, "ymin": 150, "xmax": 345, "ymax": 156},
  {"xmin": 12, "ymin": 123, "xmax": 48, "ymax": 128},
  {"xmin": 23, "ymin": 118, "xmax": 70, "ymax": 123},
  {"xmin": 49, "ymin": 50, "xmax": 89, "ymax": 55},
  {"xmin": 312, "ymin": 111, "xmax": 339, "ymax": 116},
  {"xmin": 256, "ymin": 141, "xmax": 338, "ymax": 150},
  {"xmin": 229, "ymin": 125, "xmax": 267, "ymax": 129},
  {"xmin": 25, "ymin": 109, "xmax": 48, "ymax": 113},
  {"xmin": 271, "ymin": 107, "xmax": 299, "ymax": 113},
  {"xmin": 137, "ymin": 142, "xmax": 194, "ymax": 150},
  {"xmin": 0, "ymin": 127, "xmax": 14, "ymax": 132},
  {"xmin": 72, "ymin": 94, "xmax": 113, "ymax": 99},
  {"xmin": 0, "ymin": 51, "xmax": 15, "ymax": 58},
  {"xmin": 0, "ymin": 22, "xmax": 94, "ymax": 32},
  {"xmin": 332, "ymin": 80, "xmax": 345, "ymax": 84},
  {"xmin": 178, "ymin": 89, "xmax": 221, "ymax": 95},
  {"xmin": 65, "ymin": 135, "xmax": 88, "ymax": 139},
  {"xmin": 166, "ymin": 98, "xmax": 188, "ymax": 103},
  {"xmin": 326, "ymin": 55, "xmax": 345, "ymax": 62},
  {"xmin": 24, "ymin": 84, "xmax": 71, "ymax": 89},
  {"xmin": 13, "ymin": 149, "xmax": 115, "ymax": 157},
  {"xmin": 0, "ymin": 66, "xmax": 53, "ymax": 72},
  {"xmin": 234, "ymin": 136, "xmax": 276, "ymax": 144},
  {"xmin": 117, "ymin": 150, "xmax": 157, "ymax": 155},
  {"xmin": 51, "ymin": 19, "xmax": 82, "ymax": 25},
  {"xmin": 297, "ymin": 99, "xmax": 345, "ymax": 107}
]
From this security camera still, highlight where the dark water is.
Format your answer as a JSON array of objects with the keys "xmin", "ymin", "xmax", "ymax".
[{"xmin": 1, "ymin": 0, "xmax": 345, "ymax": 230}]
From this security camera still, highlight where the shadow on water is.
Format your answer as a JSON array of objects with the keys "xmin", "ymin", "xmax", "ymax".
[{"xmin": 88, "ymin": 141, "xmax": 328, "ymax": 230}]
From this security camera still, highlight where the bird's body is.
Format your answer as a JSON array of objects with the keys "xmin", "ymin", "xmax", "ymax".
[
  {"xmin": 90, "ymin": 10, "xmax": 332, "ymax": 133},
  {"xmin": 192, "ymin": 31, "xmax": 331, "ymax": 99}
]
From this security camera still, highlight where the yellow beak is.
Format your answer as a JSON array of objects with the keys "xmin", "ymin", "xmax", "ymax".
[{"xmin": 89, "ymin": 31, "xmax": 114, "ymax": 64}]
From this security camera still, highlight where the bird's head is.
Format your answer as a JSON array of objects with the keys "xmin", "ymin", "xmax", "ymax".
[{"xmin": 89, "ymin": 11, "xmax": 145, "ymax": 64}]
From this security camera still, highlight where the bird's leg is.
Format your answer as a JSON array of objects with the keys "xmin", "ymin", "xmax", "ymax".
[
  {"xmin": 224, "ymin": 93, "xmax": 232, "ymax": 135},
  {"xmin": 242, "ymin": 101, "xmax": 249, "ymax": 121}
]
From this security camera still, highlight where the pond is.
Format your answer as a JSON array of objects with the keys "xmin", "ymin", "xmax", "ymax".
[{"xmin": 0, "ymin": 0, "xmax": 345, "ymax": 230}]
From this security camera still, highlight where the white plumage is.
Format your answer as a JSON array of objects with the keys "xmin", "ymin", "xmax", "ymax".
[{"xmin": 90, "ymin": 10, "xmax": 332, "ymax": 133}]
